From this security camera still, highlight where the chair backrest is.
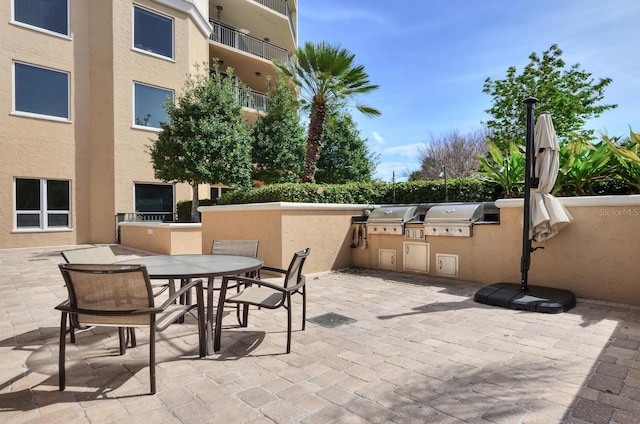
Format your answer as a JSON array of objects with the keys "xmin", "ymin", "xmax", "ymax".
[
  {"xmin": 211, "ymin": 240, "xmax": 259, "ymax": 257},
  {"xmin": 283, "ymin": 248, "xmax": 311, "ymax": 288},
  {"xmin": 61, "ymin": 246, "xmax": 117, "ymax": 264},
  {"xmin": 58, "ymin": 264, "xmax": 154, "ymax": 327}
]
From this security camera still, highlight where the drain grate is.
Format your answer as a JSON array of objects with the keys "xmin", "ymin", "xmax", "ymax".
[{"xmin": 308, "ymin": 312, "xmax": 356, "ymax": 328}]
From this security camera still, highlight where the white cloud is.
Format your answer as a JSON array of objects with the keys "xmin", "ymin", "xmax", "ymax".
[
  {"xmin": 382, "ymin": 143, "xmax": 423, "ymax": 158},
  {"xmin": 370, "ymin": 131, "xmax": 384, "ymax": 145}
]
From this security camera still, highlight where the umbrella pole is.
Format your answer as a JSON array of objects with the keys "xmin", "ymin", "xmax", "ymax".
[{"xmin": 521, "ymin": 97, "xmax": 538, "ymax": 292}]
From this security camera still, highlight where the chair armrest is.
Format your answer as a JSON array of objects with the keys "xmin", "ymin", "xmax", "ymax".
[
  {"xmin": 55, "ymin": 301, "xmax": 162, "ymax": 316},
  {"xmin": 260, "ymin": 265, "xmax": 287, "ymax": 275},
  {"xmin": 222, "ymin": 275, "xmax": 303, "ymax": 294}
]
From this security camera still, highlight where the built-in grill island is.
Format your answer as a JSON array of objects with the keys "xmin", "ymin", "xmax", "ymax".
[
  {"xmin": 351, "ymin": 202, "xmax": 500, "ymax": 276},
  {"xmin": 424, "ymin": 203, "xmax": 484, "ymax": 237},
  {"xmin": 366, "ymin": 206, "xmax": 417, "ymax": 235}
]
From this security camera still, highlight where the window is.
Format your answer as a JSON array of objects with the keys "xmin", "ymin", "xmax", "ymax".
[
  {"xmin": 14, "ymin": 178, "xmax": 71, "ymax": 229},
  {"xmin": 14, "ymin": 62, "xmax": 70, "ymax": 120},
  {"xmin": 133, "ymin": 5, "xmax": 174, "ymax": 59},
  {"xmin": 13, "ymin": 0, "xmax": 69, "ymax": 36},
  {"xmin": 133, "ymin": 83, "xmax": 173, "ymax": 129},
  {"xmin": 211, "ymin": 187, "xmax": 234, "ymax": 199},
  {"xmin": 134, "ymin": 183, "xmax": 174, "ymax": 222}
]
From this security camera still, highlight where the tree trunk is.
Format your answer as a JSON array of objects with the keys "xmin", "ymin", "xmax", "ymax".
[
  {"xmin": 302, "ymin": 96, "xmax": 327, "ymax": 183},
  {"xmin": 191, "ymin": 182, "xmax": 200, "ymax": 223}
]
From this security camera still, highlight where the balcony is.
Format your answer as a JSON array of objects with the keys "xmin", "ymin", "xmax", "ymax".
[
  {"xmin": 253, "ymin": 0, "xmax": 297, "ymax": 41},
  {"xmin": 209, "ymin": 20, "xmax": 290, "ymax": 67},
  {"xmin": 240, "ymin": 88, "xmax": 267, "ymax": 112}
]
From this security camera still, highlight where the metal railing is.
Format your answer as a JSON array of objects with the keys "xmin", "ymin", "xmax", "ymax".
[
  {"xmin": 253, "ymin": 0, "xmax": 297, "ymax": 41},
  {"xmin": 239, "ymin": 89, "xmax": 267, "ymax": 111},
  {"xmin": 209, "ymin": 21, "xmax": 290, "ymax": 66},
  {"xmin": 117, "ymin": 212, "xmax": 177, "ymax": 223}
]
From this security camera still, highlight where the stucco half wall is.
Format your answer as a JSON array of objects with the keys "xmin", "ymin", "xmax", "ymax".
[
  {"xmin": 198, "ymin": 196, "xmax": 640, "ymax": 306},
  {"xmin": 199, "ymin": 202, "xmax": 371, "ymax": 273},
  {"xmin": 119, "ymin": 222, "xmax": 202, "ymax": 255}
]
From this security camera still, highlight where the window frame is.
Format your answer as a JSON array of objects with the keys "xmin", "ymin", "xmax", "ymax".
[
  {"xmin": 13, "ymin": 177, "xmax": 72, "ymax": 231},
  {"xmin": 134, "ymin": 182, "xmax": 175, "ymax": 222},
  {"xmin": 132, "ymin": 81, "xmax": 174, "ymax": 131},
  {"xmin": 132, "ymin": 4, "xmax": 175, "ymax": 61},
  {"xmin": 12, "ymin": 61, "xmax": 71, "ymax": 122},
  {"xmin": 11, "ymin": 0, "xmax": 70, "ymax": 38}
]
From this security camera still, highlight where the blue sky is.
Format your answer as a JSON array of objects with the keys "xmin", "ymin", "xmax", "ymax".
[{"xmin": 298, "ymin": 0, "xmax": 640, "ymax": 182}]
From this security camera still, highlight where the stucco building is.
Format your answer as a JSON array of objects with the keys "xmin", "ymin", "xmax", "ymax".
[{"xmin": 1, "ymin": 0, "xmax": 298, "ymax": 248}]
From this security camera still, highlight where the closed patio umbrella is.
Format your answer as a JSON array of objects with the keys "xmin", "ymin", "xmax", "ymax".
[
  {"xmin": 529, "ymin": 113, "xmax": 572, "ymax": 242},
  {"xmin": 474, "ymin": 99, "xmax": 576, "ymax": 312}
]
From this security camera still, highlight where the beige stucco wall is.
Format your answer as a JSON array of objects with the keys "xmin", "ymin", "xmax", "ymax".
[
  {"xmin": 199, "ymin": 203, "xmax": 370, "ymax": 273},
  {"xmin": 0, "ymin": 2, "xmax": 90, "ymax": 248},
  {"xmin": 492, "ymin": 196, "xmax": 640, "ymax": 305},
  {"xmin": 120, "ymin": 222, "xmax": 201, "ymax": 255},
  {"xmin": 0, "ymin": 1, "xmax": 210, "ymax": 249},
  {"xmin": 197, "ymin": 197, "xmax": 640, "ymax": 306}
]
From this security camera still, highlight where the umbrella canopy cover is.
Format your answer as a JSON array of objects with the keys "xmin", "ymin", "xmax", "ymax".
[{"xmin": 530, "ymin": 113, "xmax": 573, "ymax": 242}]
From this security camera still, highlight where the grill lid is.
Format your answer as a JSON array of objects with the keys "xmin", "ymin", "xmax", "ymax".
[
  {"xmin": 424, "ymin": 204, "xmax": 484, "ymax": 223},
  {"xmin": 367, "ymin": 206, "xmax": 417, "ymax": 223}
]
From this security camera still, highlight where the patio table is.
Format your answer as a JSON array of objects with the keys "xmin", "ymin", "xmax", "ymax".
[{"xmin": 117, "ymin": 254, "xmax": 263, "ymax": 354}]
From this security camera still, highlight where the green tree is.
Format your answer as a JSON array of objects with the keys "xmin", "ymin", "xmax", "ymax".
[
  {"xmin": 483, "ymin": 44, "xmax": 616, "ymax": 151},
  {"xmin": 315, "ymin": 110, "xmax": 378, "ymax": 184},
  {"xmin": 276, "ymin": 41, "xmax": 381, "ymax": 183},
  {"xmin": 149, "ymin": 68, "xmax": 252, "ymax": 222},
  {"xmin": 251, "ymin": 76, "xmax": 305, "ymax": 183}
]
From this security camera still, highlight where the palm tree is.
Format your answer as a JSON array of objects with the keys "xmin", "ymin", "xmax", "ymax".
[{"xmin": 276, "ymin": 42, "xmax": 380, "ymax": 183}]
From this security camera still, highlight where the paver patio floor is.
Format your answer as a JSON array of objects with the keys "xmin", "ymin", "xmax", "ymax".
[{"xmin": 1, "ymin": 245, "xmax": 639, "ymax": 423}]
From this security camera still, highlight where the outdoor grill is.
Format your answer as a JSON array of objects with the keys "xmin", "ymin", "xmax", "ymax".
[
  {"xmin": 424, "ymin": 203, "xmax": 484, "ymax": 237},
  {"xmin": 366, "ymin": 206, "xmax": 417, "ymax": 235}
]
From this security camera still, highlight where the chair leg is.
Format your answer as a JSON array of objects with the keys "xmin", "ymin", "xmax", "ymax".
[
  {"xmin": 150, "ymin": 320, "xmax": 156, "ymax": 395},
  {"xmin": 129, "ymin": 328, "xmax": 137, "ymax": 347},
  {"xmin": 118, "ymin": 328, "xmax": 127, "ymax": 355},
  {"xmin": 286, "ymin": 293, "xmax": 292, "ymax": 354},
  {"xmin": 302, "ymin": 286, "xmax": 306, "ymax": 331},
  {"xmin": 241, "ymin": 304, "xmax": 249, "ymax": 327},
  {"xmin": 59, "ymin": 312, "xmax": 67, "ymax": 391}
]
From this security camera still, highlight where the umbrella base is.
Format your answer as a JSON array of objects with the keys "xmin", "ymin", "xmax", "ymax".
[{"xmin": 474, "ymin": 282, "xmax": 576, "ymax": 313}]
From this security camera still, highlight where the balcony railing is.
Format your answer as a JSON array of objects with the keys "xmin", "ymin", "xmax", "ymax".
[
  {"xmin": 253, "ymin": 0, "xmax": 297, "ymax": 41},
  {"xmin": 240, "ymin": 89, "xmax": 267, "ymax": 112},
  {"xmin": 209, "ymin": 21, "xmax": 290, "ymax": 66},
  {"xmin": 210, "ymin": 70, "xmax": 268, "ymax": 112}
]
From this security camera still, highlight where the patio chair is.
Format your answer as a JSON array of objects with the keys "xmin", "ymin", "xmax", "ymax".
[
  {"xmin": 214, "ymin": 248, "xmax": 310, "ymax": 354},
  {"xmin": 56, "ymin": 263, "xmax": 205, "ymax": 395},
  {"xmin": 210, "ymin": 240, "xmax": 259, "ymax": 324}
]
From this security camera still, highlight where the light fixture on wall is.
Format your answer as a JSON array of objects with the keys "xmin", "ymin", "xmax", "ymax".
[
  {"xmin": 255, "ymin": 72, "xmax": 261, "ymax": 77},
  {"xmin": 216, "ymin": 5, "xmax": 222, "ymax": 21}
]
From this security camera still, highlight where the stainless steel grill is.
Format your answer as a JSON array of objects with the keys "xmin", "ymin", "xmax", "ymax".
[
  {"xmin": 367, "ymin": 206, "xmax": 417, "ymax": 235},
  {"xmin": 424, "ymin": 203, "xmax": 484, "ymax": 237}
]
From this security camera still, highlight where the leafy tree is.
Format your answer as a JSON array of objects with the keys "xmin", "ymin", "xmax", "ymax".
[
  {"xmin": 315, "ymin": 110, "xmax": 378, "ymax": 184},
  {"xmin": 483, "ymin": 44, "xmax": 616, "ymax": 151},
  {"xmin": 149, "ymin": 68, "xmax": 252, "ymax": 222},
  {"xmin": 251, "ymin": 76, "xmax": 305, "ymax": 183},
  {"xmin": 275, "ymin": 41, "xmax": 381, "ymax": 183},
  {"xmin": 410, "ymin": 128, "xmax": 489, "ymax": 180}
]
